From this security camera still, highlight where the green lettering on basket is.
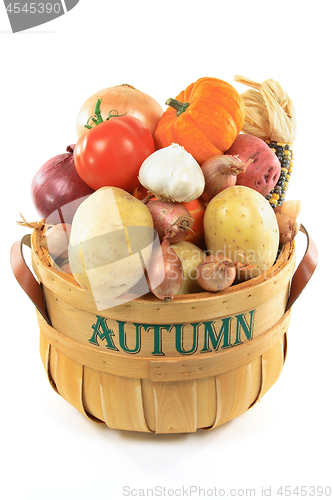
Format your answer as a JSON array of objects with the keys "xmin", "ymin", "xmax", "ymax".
[
  {"xmin": 89, "ymin": 316, "xmax": 119, "ymax": 351},
  {"xmin": 233, "ymin": 309, "xmax": 256, "ymax": 346},
  {"xmin": 142, "ymin": 324, "xmax": 172, "ymax": 356},
  {"xmin": 175, "ymin": 323, "xmax": 200, "ymax": 355},
  {"xmin": 88, "ymin": 308, "xmax": 257, "ymax": 355},
  {"xmin": 118, "ymin": 321, "xmax": 141, "ymax": 354},
  {"xmin": 201, "ymin": 317, "xmax": 232, "ymax": 353}
]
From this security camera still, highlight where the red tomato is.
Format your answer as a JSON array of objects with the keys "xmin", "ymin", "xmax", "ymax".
[{"xmin": 74, "ymin": 116, "xmax": 155, "ymax": 192}]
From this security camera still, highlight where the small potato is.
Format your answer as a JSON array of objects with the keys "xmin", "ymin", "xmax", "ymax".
[
  {"xmin": 171, "ymin": 240, "xmax": 205, "ymax": 294},
  {"xmin": 225, "ymin": 134, "xmax": 281, "ymax": 197}
]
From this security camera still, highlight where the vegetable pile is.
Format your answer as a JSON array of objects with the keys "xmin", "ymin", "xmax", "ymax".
[{"xmin": 25, "ymin": 77, "xmax": 300, "ymax": 305}]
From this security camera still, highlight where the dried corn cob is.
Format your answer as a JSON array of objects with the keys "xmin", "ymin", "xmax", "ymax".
[
  {"xmin": 234, "ymin": 76, "xmax": 296, "ymax": 209},
  {"xmin": 265, "ymin": 142, "xmax": 294, "ymax": 207}
]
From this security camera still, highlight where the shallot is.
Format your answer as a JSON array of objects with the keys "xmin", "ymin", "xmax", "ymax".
[
  {"xmin": 201, "ymin": 155, "xmax": 250, "ymax": 202},
  {"xmin": 146, "ymin": 199, "xmax": 194, "ymax": 243},
  {"xmin": 146, "ymin": 238, "xmax": 184, "ymax": 301},
  {"xmin": 275, "ymin": 200, "xmax": 301, "ymax": 244},
  {"xmin": 197, "ymin": 254, "xmax": 256, "ymax": 292},
  {"xmin": 40, "ymin": 223, "xmax": 71, "ymax": 259}
]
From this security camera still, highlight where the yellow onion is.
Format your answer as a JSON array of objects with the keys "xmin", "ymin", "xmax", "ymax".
[
  {"xmin": 146, "ymin": 238, "xmax": 184, "ymax": 301},
  {"xmin": 76, "ymin": 84, "xmax": 163, "ymax": 137}
]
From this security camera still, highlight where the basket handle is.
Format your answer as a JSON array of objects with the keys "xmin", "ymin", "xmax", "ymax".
[
  {"xmin": 10, "ymin": 234, "xmax": 51, "ymax": 325},
  {"xmin": 285, "ymin": 224, "xmax": 318, "ymax": 311}
]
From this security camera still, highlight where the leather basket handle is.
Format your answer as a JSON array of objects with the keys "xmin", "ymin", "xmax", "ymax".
[
  {"xmin": 10, "ymin": 226, "xmax": 318, "ymax": 321},
  {"xmin": 285, "ymin": 224, "xmax": 318, "ymax": 311},
  {"xmin": 10, "ymin": 234, "xmax": 51, "ymax": 325}
]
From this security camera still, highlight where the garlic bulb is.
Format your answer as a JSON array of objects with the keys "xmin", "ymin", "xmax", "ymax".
[{"xmin": 138, "ymin": 143, "xmax": 205, "ymax": 203}]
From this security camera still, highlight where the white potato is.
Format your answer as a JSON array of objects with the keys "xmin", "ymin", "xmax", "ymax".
[
  {"xmin": 171, "ymin": 240, "xmax": 205, "ymax": 294},
  {"xmin": 204, "ymin": 185, "xmax": 279, "ymax": 280},
  {"xmin": 68, "ymin": 187, "xmax": 154, "ymax": 308}
]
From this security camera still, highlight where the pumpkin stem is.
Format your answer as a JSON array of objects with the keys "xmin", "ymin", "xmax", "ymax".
[
  {"xmin": 166, "ymin": 98, "xmax": 190, "ymax": 116},
  {"xmin": 84, "ymin": 98, "xmax": 127, "ymax": 129}
]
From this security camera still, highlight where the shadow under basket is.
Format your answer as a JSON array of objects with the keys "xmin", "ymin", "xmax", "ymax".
[{"xmin": 11, "ymin": 225, "xmax": 317, "ymax": 434}]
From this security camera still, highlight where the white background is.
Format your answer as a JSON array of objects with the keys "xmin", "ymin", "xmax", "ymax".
[{"xmin": 2, "ymin": 1, "xmax": 331, "ymax": 499}]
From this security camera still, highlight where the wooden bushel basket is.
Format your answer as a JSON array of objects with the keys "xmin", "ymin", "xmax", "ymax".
[{"xmin": 11, "ymin": 225, "xmax": 317, "ymax": 434}]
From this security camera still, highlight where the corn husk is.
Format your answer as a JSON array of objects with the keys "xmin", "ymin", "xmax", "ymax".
[{"xmin": 234, "ymin": 76, "xmax": 297, "ymax": 144}]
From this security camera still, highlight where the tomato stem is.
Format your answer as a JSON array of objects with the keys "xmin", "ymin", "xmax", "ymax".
[
  {"xmin": 84, "ymin": 98, "xmax": 127, "ymax": 129},
  {"xmin": 166, "ymin": 98, "xmax": 190, "ymax": 116}
]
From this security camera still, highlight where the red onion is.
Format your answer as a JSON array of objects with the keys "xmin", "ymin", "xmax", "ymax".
[
  {"xmin": 201, "ymin": 155, "xmax": 250, "ymax": 202},
  {"xmin": 146, "ymin": 200, "xmax": 194, "ymax": 243},
  {"xmin": 146, "ymin": 238, "xmax": 184, "ymax": 301},
  {"xmin": 31, "ymin": 145, "xmax": 94, "ymax": 224}
]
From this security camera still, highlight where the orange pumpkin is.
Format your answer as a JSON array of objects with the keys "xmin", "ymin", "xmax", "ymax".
[{"xmin": 154, "ymin": 77, "xmax": 246, "ymax": 164}]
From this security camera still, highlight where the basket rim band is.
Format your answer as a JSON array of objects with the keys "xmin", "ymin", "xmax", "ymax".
[
  {"xmin": 30, "ymin": 227, "xmax": 296, "ymax": 323},
  {"xmin": 36, "ymin": 307, "xmax": 292, "ymax": 382}
]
